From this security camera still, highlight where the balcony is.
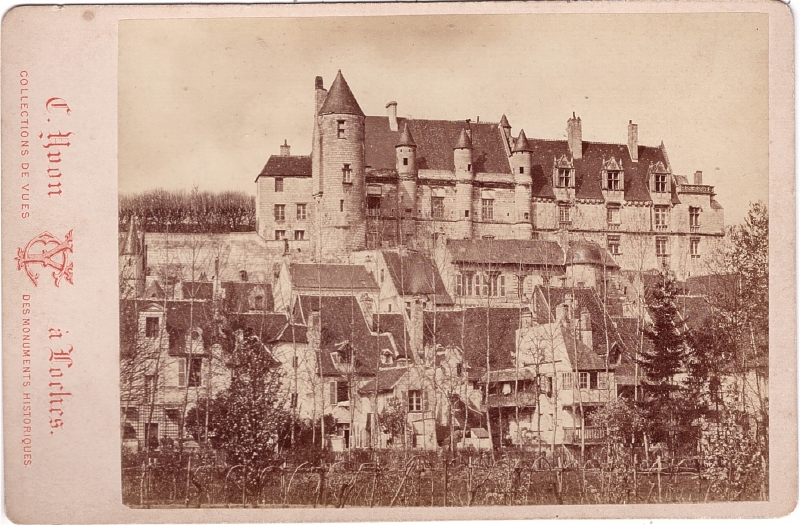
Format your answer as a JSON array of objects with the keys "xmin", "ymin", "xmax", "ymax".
[
  {"xmin": 654, "ymin": 224, "xmax": 668, "ymax": 231},
  {"xmin": 678, "ymin": 184, "xmax": 713, "ymax": 195},
  {"xmin": 607, "ymin": 223, "xmax": 620, "ymax": 231},
  {"xmin": 563, "ymin": 426, "xmax": 605, "ymax": 444},
  {"xmin": 690, "ymin": 225, "xmax": 700, "ymax": 233},
  {"xmin": 486, "ymin": 392, "xmax": 538, "ymax": 408}
]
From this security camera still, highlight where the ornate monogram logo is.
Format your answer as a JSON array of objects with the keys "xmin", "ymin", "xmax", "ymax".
[{"xmin": 15, "ymin": 230, "xmax": 74, "ymax": 287}]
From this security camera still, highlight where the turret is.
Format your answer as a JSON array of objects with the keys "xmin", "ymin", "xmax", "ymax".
[
  {"xmin": 396, "ymin": 124, "xmax": 418, "ymax": 243},
  {"xmin": 120, "ymin": 216, "xmax": 144, "ymax": 298},
  {"xmin": 453, "ymin": 127, "xmax": 474, "ymax": 239},
  {"xmin": 510, "ymin": 129, "xmax": 533, "ymax": 238},
  {"xmin": 314, "ymin": 70, "xmax": 366, "ymax": 258}
]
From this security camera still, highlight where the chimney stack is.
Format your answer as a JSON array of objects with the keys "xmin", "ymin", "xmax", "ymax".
[
  {"xmin": 694, "ymin": 170, "xmax": 703, "ymax": 185},
  {"xmin": 409, "ymin": 297, "xmax": 424, "ymax": 358},
  {"xmin": 280, "ymin": 139, "xmax": 291, "ymax": 157},
  {"xmin": 386, "ymin": 101, "xmax": 398, "ymax": 132},
  {"xmin": 567, "ymin": 113, "xmax": 582, "ymax": 159},
  {"xmin": 627, "ymin": 120, "xmax": 639, "ymax": 162},
  {"xmin": 314, "ymin": 75, "xmax": 327, "ymax": 114}
]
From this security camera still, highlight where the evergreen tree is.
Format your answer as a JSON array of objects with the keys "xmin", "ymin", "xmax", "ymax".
[
  {"xmin": 209, "ymin": 334, "xmax": 288, "ymax": 504},
  {"xmin": 640, "ymin": 271, "xmax": 689, "ymax": 453}
]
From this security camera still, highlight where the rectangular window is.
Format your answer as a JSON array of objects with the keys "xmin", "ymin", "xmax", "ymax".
[
  {"xmin": 274, "ymin": 204, "xmax": 285, "ymax": 222},
  {"xmin": 598, "ymin": 372, "xmax": 609, "ymax": 390},
  {"xmin": 607, "ymin": 206, "xmax": 620, "ymax": 225},
  {"xmin": 455, "ymin": 273, "xmax": 463, "ymax": 296},
  {"xmin": 578, "ymin": 372, "xmax": 589, "ymax": 390},
  {"xmin": 519, "ymin": 166, "xmax": 525, "ymax": 174},
  {"xmin": 178, "ymin": 360, "xmax": 186, "ymax": 388},
  {"xmin": 607, "ymin": 235, "xmax": 621, "ymax": 256},
  {"xmin": 654, "ymin": 173, "xmax": 668, "ymax": 193},
  {"xmin": 656, "ymin": 237, "xmax": 668, "ymax": 257},
  {"xmin": 481, "ymin": 199, "xmax": 494, "ymax": 221},
  {"xmin": 561, "ymin": 372, "xmax": 574, "ymax": 390},
  {"xmin": 337, "ymin": 120, "xmax": 345, "ymax": 139},
  {"xmin": 367, "ymin": 196, "xmax": 381, "ymax": 217},
  {"xmin": 294, "ymin": 230, "xmax": 305, "ymax": 240},
  {"xmin": 275, "ymin": 178, "xmax": 283, "ymax": 192},
  {"xmin": 558, "ymin": 204, "xmax": 571, "ymax": 224},
  {"xmin": 431, "ymin": 196, "xmax": 445, "ymax": 219},
  {"xmin": 403, "ymin": 157, "xmax": 409, "ymax": 166},
  {"xmin": 689, "ymin": 206, "xmax": 700, "ymax": 228},
  {"xmin": 340, "ymin": 200, "xmax": 344, "ymax": 212},
  {"xmin": 408, "ymin": 390, "xmax": 423, "ymax": 412},
  {"xmin": 275, "ymin": 230, "xmax": 286, "ymax": 240},
  {"xmin": 331, "ymin": 381, "xmax": 349, "ymax": 404},
  {"xmin": 188, "ymin": 358, "xmax": 202, "ymax": 387},
  {"xmin": 589, "ymin": 371, "xmax": 598, "ymax": 389},
  {"xmin": 342, "ymin": 164, "xmax": 352, "ymax": 183},
  {"xmin": 296, "ymin": 203, "xmax": 307, "ymax": 220},
  {"xmin": 144, "ymin": 375, "xmax": 155, "ymax": 402},
  {"xmin": 488, "ymin": 273, "xmax": 505, "ymax": 297},
  {"xmin": 145, "ymin": 317, "xmax": 159, "ymax": 338},
  {"xmin": 607, "ymin": 171, "xmax": 621, "ymax": 190},
  {"xmin": 558, "ymin": 169, "xmax": 572, "ymax": 187},
  {"xmin": 691, "ymin": 237, "xmax": 700, "ymax": 258},
  {"xmin": 654, "ymin": 205, "xmax": 669, "ymax": 229}
]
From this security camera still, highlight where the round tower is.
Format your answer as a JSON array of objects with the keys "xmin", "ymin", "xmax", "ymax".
[
  {"xmin": 510, "ymin": 129, "xmax": 534, "ymax": 239},
  {"xmin": 396, "ymin": 123, "xmax": 418, "ymax": 245},
  {"xmin": 316, "ymin": 70, "xmax": 366, "ymax": 258},
  {"xmin": 453, "ymin": 127, "xmax": 474, "ymax": 239}
]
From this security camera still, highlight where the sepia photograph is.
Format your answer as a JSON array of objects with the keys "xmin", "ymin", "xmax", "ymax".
[{"xmin": 113, "ymin": 11, "xmax": 772, "ymax": 509}]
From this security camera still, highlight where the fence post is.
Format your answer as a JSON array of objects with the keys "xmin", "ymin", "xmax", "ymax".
[
  {"xmin": 184, "ymin": 454, "xmax": 192, "ymax": 508},
  {"xmin": 633, "ymin": 453, "xmax": 638, "ymax": 503},
  {"xmin": 443, "ymin": 456, "xmax": 448, "ymax": 507},
  {"xmin": 656, "ymin": 455, "xmax": 662, "ymax": 503}
]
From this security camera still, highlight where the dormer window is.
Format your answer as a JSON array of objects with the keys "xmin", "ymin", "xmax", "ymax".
[
  {"xmin": 337, "ymin": 120, "xmax": 346, "ymax": 139},
  {"xmin": 558, "ymin": 168, "xmax": 573, "ymax": 188},
  {"xmin": 381, "ymin": 351, "xmax": 393, "ymax": 366},
  {"xmin": 239, "ymin": 270, "xmax": 248, "ymax": 282},
  {"xmin": 606, "ymin": 171, "xmax": 621, "ymax": 190}
]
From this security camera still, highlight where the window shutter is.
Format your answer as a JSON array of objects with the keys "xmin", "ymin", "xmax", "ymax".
[
  {"xmin": 590, "ymin": 372, "xmax": 598, "ymax": 390},
  {"xmin": 601, "ymin": 171, "xmax": 608, "ymax": 190},
  {"xmin": 423, "ymin": 390, "xmax": 430, "ymax": 412},
  {"xmin": 330, "ymin": 381, "xmax": 337, "ymax": 405}
]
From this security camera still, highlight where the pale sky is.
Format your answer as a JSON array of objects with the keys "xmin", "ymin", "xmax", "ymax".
[{"xmin": 119, "ymin": 13, "xmax": 768, "ymax": 225}]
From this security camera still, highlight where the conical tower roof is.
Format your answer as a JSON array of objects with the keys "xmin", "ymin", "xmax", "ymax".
[
  {"xmin": 396, "ymin": 123, "xmax": 416, "ymax": 147},
  {"xmin": 499, "ymin": 114, "xmax": 510, "ymax": 128},
  {"xmin": 318, "ymin": 70, "xmax": 365, "ymax": 117},
  {"xmin": 512, "ymin": 129, "xmax": 533, "ymax": 153},
  {"xmin": 121, "ymin": 217, "xmax": 141, "ymax": 255},
  {"xmin": 454, "ymin": 128, "xmax": 473, "ymax": 150}
]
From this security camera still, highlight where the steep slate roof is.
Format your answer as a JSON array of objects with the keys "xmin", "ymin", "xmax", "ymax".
[
  {"xmin": 318, "ymin": 70, "xmax": 365, "ymax": 117},
  {"xmin": 423, "ymin": 307, "xmax": 521, "ymax": 370},
  {"xmin": 297, "ymin": 295, "xmax": 395, "ymax": 376},
  {"xmin": 528, "ymin": 139, "xmax": 665, "ymax": 202},
  {"xmin": 561, "ymin": 325, "xmax": 608, "ymax": 370},
  {"xmin": 272, "ymin": 323, "xmax": 309, "ymax": 344},
  {"xmin": 396, "ymin": 124, "xmax": 416, "ymax": 147},
  {"xmin": 257, "ymin": 155, "xmax": 312, "ymax": 179},
  {"xmin": 447, "ymin": 239, "xmax": 564, "ymax": 267},
  {"xmin": 533, "ymin": 286, "xmax": 627, "ymax": 358},
  {"xmin": 372, "ymin": 313, "xmax": 411, "ymax": 357},
  {"xmin": 565, "ymin": 242, "xmax": 620, "ymax": 268},
  {"xmin": 454, "ymin": 128, "xmax": 473, "ymax": 150},
  {"xmin": 229, "ymin": 312, "xmax": 289, "ymax": 344},
  {"xmin": 182, "ymin": 281, "xmax": 214, "ymax": 300},
  {"xmin": 359, "ymin": 367, "xmax": 408, "ymax": 394},
  {"xmin": 512, "ymin": 129, "xmax": 533, "ymax": 153},
  {"xmin": 364, "ymin": 117, "xmax": 511, "ymax": 174},
  {"xmin": 165, "ymin": 300, "xmax": 216, "ymax": 353},
  {"xmin": 291, "ymin": 264, "xmax": 379, "ymax": 292},
  {"xmin": 382, "ymin": 251, "xmax": 453, "ymax": 305}
]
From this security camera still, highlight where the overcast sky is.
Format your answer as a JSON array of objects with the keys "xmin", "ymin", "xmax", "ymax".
[{"xmin": 119, "ymin": 13, "xmax": 768, "ymax": 225}]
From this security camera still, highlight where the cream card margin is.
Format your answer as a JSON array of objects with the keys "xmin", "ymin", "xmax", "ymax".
[{"xmin": 1, "ymin": 1, "xmax": 795, "ymax": 523}]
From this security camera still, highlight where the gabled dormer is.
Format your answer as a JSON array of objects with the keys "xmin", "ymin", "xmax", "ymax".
[
  {"xmin": 553, "ymin": 154, "xmax": 575, "ymax": 189},
  {"xmin": 648, "ymin": 161, "xmax": 672, "ymax": 203},
  {"xmin": 601, "ymin": 156, "xmax": 625, "ymax": 194}
]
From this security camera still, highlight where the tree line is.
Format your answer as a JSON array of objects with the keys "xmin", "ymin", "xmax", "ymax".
[{"xmin": 119, "ymin": 189, "xmax": 256, "ymax": 233}]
